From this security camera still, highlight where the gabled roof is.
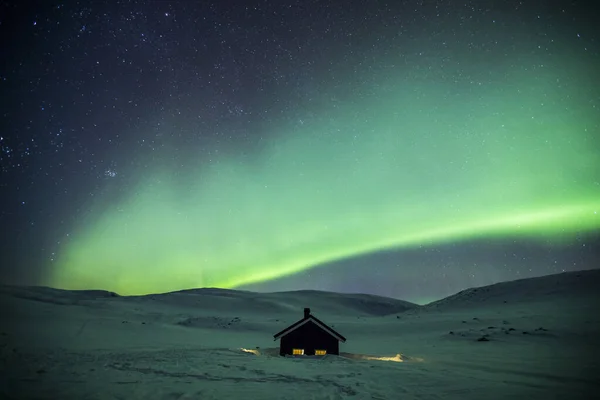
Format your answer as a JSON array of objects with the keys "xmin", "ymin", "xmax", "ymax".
[{"xmin": 273, "ymin": 314, "xmax": 347, "ymax": 342}]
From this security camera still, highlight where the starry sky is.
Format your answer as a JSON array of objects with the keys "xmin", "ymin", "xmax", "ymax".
[{"xmin": 1, "ymin": 1, "xmax": 598, "ymax": 304}]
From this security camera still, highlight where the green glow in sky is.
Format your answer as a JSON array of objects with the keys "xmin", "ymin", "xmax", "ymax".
[{"xmin": 49, "ymin": 69, "xmax": 600, "ymax": 295}]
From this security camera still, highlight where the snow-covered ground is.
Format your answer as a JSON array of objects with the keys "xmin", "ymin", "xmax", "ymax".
[{"xmin": 1, "ymin": 270, "xmax": 599, "ymax": 399}]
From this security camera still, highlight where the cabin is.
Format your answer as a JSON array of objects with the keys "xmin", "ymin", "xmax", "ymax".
[{"xmin": 273, "ymin": 308, "xmax": 347, "ymax": 356}]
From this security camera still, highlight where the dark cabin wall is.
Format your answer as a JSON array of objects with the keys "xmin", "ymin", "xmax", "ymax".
[{"xmin": 279, "ymin": 321, "xmax": 339, "ymax": 356}]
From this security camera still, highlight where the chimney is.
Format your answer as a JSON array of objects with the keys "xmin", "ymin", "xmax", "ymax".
[{"xmin": 304, "ymin": 308, "xmax": 310, "ymax": 319}]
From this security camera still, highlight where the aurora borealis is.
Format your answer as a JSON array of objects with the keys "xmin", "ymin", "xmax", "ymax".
[
  {"xmin": 1, "ymin": 1, "xmax": 599, "ymax": 302},
  {"xmin": 49, "ymin": 70, "xmax": 600, "ymax": 296}
]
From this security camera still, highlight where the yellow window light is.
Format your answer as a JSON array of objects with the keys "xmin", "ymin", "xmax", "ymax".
[
  {"xmin": 315, "ymin": 349, "xmax": 327, "ymax": 355},
  {"xmin": 292, "ymin": 349, "xmax": 304, "ymax": 355}
]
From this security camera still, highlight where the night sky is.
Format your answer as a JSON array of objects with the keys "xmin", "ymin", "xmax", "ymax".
[{"xmin": 1, "ymin": 1, "xmax": 598, "ymax": 304}]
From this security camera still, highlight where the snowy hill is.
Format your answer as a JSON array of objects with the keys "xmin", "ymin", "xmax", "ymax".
[
  {"xmin": 1, "ymin": 283, "xmax": 418, "ymax": 317},
  {"xmin": 424, "ymin": 269, "xmax": 600, "ymax": 311}
]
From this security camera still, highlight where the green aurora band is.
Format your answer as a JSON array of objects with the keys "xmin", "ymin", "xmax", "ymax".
[{"xmin": 49, "ymin": 68, "xmax": 600, "ymax": 295}]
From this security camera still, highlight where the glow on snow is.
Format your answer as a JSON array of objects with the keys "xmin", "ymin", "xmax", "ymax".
[{"xmin": 49, "ymin": 69, "xmax": 600, "ymax": 295}]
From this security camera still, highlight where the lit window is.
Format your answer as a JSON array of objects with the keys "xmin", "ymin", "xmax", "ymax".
[
  {"xmin": 292, "ymin": 348, "xmax": 304, "ymax": 355},
  {"xmin": 315, "ymin": 349, "xmax": 327, "ymax": 355}
]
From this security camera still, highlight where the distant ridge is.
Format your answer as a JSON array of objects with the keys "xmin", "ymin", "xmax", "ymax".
[
  {"xmin": 424, "ymin": 269, "xmax": 600, "ymax": 311},
  {"xmin": 0, "ymin": 285, "xmax": 119, "ymax": 305},
  {"xmin": 3, "ymin": 269, "xmax": 598, "ymax": 315},
  {"xmin": 147, "ymin": 287, "xmax": 419, "ymax": 316},
  {"xmin": 262, "ymin": 289, "xmax": 418, "ymax": 315},
  {"xmin": 0, "ymin": 283, "xmax": 418, "ymax": 317}
]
